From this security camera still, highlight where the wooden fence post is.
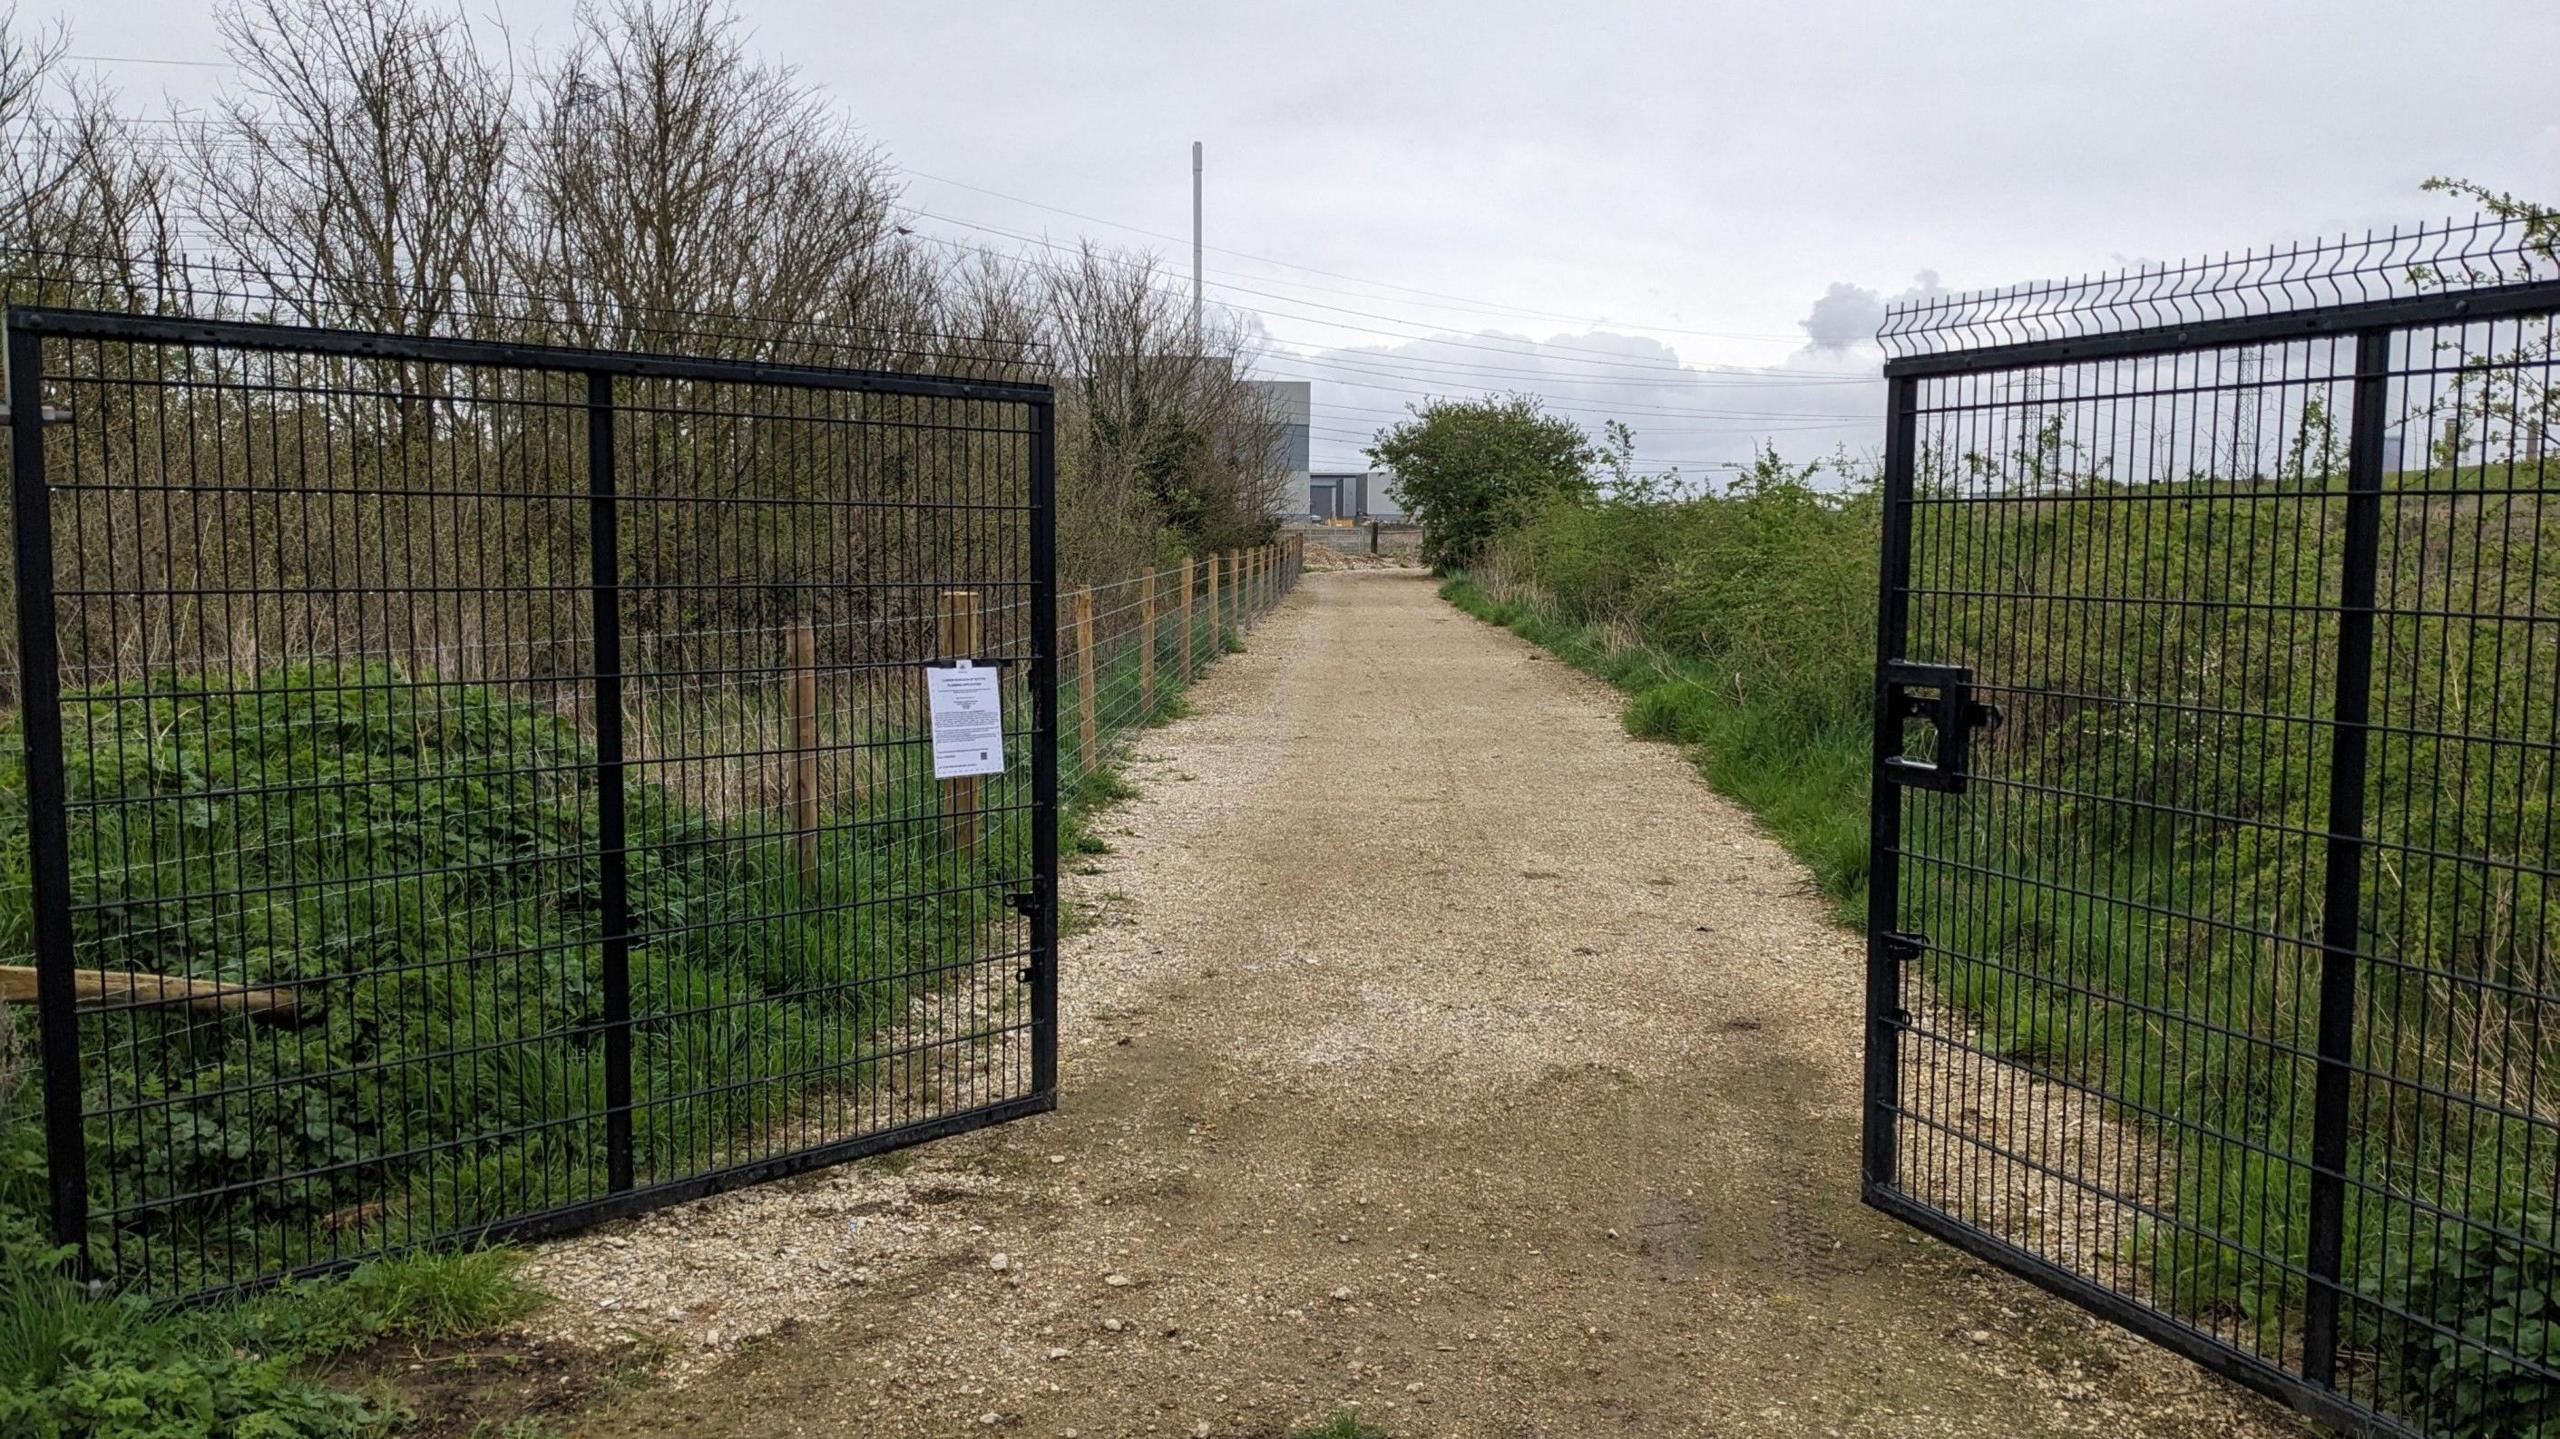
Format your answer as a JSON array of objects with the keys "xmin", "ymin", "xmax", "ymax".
[
  {"xmin": 626, "ymin": 668, "xmax": 647, "ymax": 765},
  {"xmin": 1074, "ymin": 586, "xmax": 1098, "ymax": 774},
  {"xmin": 789, "ymin": 617, "xmax": 820, "ymax": 892},
  {"xmin": 1206, "ymin": 551, "xmax": 1221, "ymax": 654},
  {"xmin": 1178, "ymin": 556, "xmax": 1196, "ymax": 681},
  {"xmin": 936, "ymin": 589, "xmax": 981, "ymax": 858},
  {"xmin": 1139, "ymin": 566, "xmax": 1158, "ymax": 716}
]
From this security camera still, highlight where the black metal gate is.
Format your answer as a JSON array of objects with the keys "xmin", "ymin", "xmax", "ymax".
[
  {"xmin": 1863, "ymin": 221, "xmax": 2560, "ymax": 1437},
  {"xmin": 5, "ymin": 307, "xmax": 1057, "ymax": 1300}
]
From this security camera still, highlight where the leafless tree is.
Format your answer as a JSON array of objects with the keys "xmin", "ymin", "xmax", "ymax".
[
  {"xmin": 188, "ymin": 0, "xmax": 514, "ymax": 336},
  {"xmin": 0, "ymin": 17, "xmax": 180, "ymax": 304},
  {"xmin": 1040, "ymin": 241, "xmax": 1288, "ymax": 574},
  {"xmin": 515, "ymin": 0, "xmax": 929, "ymax": 361}
]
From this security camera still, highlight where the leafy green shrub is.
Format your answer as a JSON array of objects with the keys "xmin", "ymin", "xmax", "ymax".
[
  {"xmin": 1367, "ymin": 394, "xmax": 1595, "ymax": 571},
  {"xmin": 2360, "ymin": 1212, "xmax": 2560, "ymax": 1439},
  {"xmin": 0, "ymin": 1044, "xmax": 408, "ymax": 1438}
]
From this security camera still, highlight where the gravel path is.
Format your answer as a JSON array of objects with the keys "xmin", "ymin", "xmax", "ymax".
[{"xmin": 560, "ymin": 569, "xmax": 2306, "ymax": 1438}]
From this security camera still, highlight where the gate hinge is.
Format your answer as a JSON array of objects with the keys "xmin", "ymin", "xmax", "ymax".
[{"xmin": 1882, "ymin": 931, "xmax": 1926, "ymax": 964}]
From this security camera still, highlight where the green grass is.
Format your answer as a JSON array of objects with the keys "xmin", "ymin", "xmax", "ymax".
[
  {"xmin": 1448, "ymin": 453, "xmax": 2560, "ymax": 1431},
  {"xmin": 1287, "ymin": 1411, "xmax": 1388, "ymax": 1439},
  {"xmin": 203, "ymin": 1248, "xmax": 540, "ymax": 1367},
  {"xmin": 0, "ymin": 1239, "xmax": 532, "ymax": 1438}
]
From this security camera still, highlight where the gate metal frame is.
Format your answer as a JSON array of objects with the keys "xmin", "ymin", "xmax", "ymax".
[
  {"xmin": 7, "ymin": 305, "xmax": 1059, "ymax": 1298},
  {"xmin": 1863, "ymin": 222, "xmax": 2560, "ymax": 1437}
]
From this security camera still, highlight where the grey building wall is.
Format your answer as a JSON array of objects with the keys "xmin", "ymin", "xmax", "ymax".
[{"xmin": 1246, "ymin": 379, "xmax": 1312, "ymax": 517}]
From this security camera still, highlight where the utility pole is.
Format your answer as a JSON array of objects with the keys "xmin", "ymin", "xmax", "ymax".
[{"xmin": 1191, "ymin": 140, "xmax": 1204, "ymax": 353}]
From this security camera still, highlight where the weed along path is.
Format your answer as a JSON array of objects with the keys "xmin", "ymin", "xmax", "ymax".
[{"xmin": 559, "ymin": 569, "xmax": 2305, "ymax": 1438}]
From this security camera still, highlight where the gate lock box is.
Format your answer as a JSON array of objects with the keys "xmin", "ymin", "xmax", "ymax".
[{"xmin": 1880, "ymin": 661, "xmax": 2002, "ymax": 794}]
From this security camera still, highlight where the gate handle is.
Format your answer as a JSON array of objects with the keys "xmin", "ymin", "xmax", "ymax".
[{"xmin": 1881, "ymin": 662, "xmax": 2002, "ymax": 794}]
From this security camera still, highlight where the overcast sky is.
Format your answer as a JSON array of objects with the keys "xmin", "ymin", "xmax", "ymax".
[{"xmin": 41, "ymin": 0, "xmax": 2560, "ymax": 478}]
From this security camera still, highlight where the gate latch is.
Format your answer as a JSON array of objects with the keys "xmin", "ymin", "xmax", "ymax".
[{"xmin": 1881, "ymin": 662, "xmax": 2002, "ymax": 795}]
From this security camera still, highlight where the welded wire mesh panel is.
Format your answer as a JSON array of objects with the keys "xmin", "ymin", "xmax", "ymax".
[
  {"xmin": 1868, "ymin": 235, "xmax": 2560, "ymax": 1438},
  {"xmin": 612, "ymin": 376, "xmax": 1041, "ymax": 1190},
  {"xmin": 5, "ymin": 308, "xmax": 1055, "ymax": 1300},
  {"xmin": 2334, "ymin": 313, "xmax": 2560, "ymax": 1429},
  {"xmin": 1886, "ymin": 335, "xmax": 2354, "ymax": 1369}
]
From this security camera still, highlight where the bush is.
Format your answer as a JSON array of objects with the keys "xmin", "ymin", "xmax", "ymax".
[
  {"xmin": 2360, "ymin": 1211, "xmax": 2560, "ymax": 1439},
  {"xmin": 1366, "ymin": 394, "xmax": 1594, "ymax": 572}
]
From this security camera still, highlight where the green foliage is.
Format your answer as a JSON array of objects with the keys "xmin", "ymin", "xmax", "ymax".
[
  {"xmin": 2360, "ymin": 1210, "xmax": 2560, "ymax": 1438},
  {"xmin": 0, "ymin": 1244, "xmax": 529, "ymax": 1439},
  {"xmin": 0, "ymin": 982, "xmax": 526, "ymax": 1434},
  {"xmin": 0, "ymin": 660, "xmax": 1023, "ymax": 1294},
  {"xmin": 1365, "ymin": 393, "xmax": 1595, "ymax": 572},
  {"xmin": 1286, "ymin": 1411, "xmax": 1388, "ymax": 1439},
  {"xmin": 209, "ymin": 1249, "xmax": 537, "ymax": 1367},
  {"xmin": 0, "ymin": 1339, "xmax": 391, "ymax": 1439}
]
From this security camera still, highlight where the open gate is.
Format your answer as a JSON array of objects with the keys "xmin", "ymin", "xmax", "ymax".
[
  {"xmin": 7, "ymin": 307, "xmax": 1057, "ymax": 1300},
  {"xmin": 1863, "ymin": 221, "xmax": 2560, "ymax": 1436}
]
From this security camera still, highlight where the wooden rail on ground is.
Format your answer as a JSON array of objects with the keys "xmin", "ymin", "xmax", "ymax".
[{"xmin": 1, "ymin": 966, "xmax": 300, "ymax": 1019}]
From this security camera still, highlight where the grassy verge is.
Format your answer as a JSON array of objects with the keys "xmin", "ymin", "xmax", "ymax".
[{"xmin": 0, "ymin": 1233, "xmax": 537, "ymax": 1438}]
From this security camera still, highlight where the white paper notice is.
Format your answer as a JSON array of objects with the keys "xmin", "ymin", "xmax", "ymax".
[{"xmin": 926, "ymin": 662, "xmax": 1006, "ymax": 778}]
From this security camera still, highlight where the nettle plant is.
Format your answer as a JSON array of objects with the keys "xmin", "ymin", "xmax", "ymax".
[{"xmin": 2363, "ymin": 1209, "xmax": 2560, "ymax": 1439}]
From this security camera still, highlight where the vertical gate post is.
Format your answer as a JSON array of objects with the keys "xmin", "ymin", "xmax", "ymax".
[
  {"xmin": 2301, "ymin": 328, "xmax": 2391, "ymax": 1387},
  {"xmin": 1179, "ymin": 556, "xmax": 1196, "ymax": 680},
  {"xmin": 1861, "ymin": 373, "xmax": 1921, "ymax": 1197},
  {"xmin": 1206, "ymin": 551, "xmax": 1221, "ymax": 651},
  {"xmin": 1028, "ymin": 400, "xmax": 1059, "ymax": 1097},
  {"xmin": 9, "ymin": 322, "xmax": 91, "ymax": 1258},
  {"xmin": 586, "ymin": 370, "xmax": 635, "ymax": 1195}
]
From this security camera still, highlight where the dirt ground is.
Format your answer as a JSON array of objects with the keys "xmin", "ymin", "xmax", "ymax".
[{"xmin": 547, "ymin": 569, "xmax": 2308, "ymax": 1438}]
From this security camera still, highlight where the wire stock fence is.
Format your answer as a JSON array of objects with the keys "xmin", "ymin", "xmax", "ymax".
[
  {"xmin": 1865, "ymin": 215, "xmax": 2560, "ymax": 1438},
  {"xmin": 1054, "ymin": 540, "xmax": 1304, "ymax": 799}
]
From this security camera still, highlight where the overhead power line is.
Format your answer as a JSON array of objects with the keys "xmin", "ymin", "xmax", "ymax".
[
  {"xmin": 895, "ymin": 167, "xmax": 1814, "ymax": 345},
  {"xmin": 899, "ymin": 206, "xmax": 1867, "ymax": 380}
]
